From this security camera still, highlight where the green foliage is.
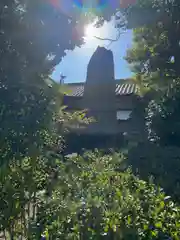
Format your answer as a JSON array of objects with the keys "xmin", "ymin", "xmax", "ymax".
[
  {"xmin": 0, "ymin": 152, "xmax": 65, "ymax": 238},
  {"xmin": 0, "ymin": 0, "xmax": 124, "ymax": 165},
  {"xmin": 126, "ymin": 0, "xmax": 180, "ymax": 145},
  {"xmin": 26, "ymin": 152, "xmax": 180, "ymax": 239},
  {"xmin": 1, "ymin": 151, "xmax": 180, "ymax": 239},
  {"xmin": 0, "ymin": 2, "xmax": 96, "ymax": 235},
  {"xmin": 0, "ymin": 78, "xmax": 62, "ymax": 166},
  {"xmin": 146, "ymin": 83, "xmax": 180, "ymax": 145},
  {"xmin": 128, "ymin": 143, "xmax": 180, "ymax": 203},
  {"xmin": 126, "ymin": 0, "xmax": 180, "ymax": 91},
  {"xmin": 0, "ymin": 0, "xmax": 87, "ymax": 166},
  {"xmin": 1, "ymin": 1, "xmax": 180, "ymax": 239},
  {"xmin": 0, "ymin": 0, "xmax": 85, "ymax": 78}
]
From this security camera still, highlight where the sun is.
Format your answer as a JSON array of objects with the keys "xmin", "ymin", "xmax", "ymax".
[{"xmin": 85, "ymin": 24, "xmax": 97, "ymax": 39}]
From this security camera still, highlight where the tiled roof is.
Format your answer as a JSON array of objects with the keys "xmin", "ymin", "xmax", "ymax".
[
  {"xmin": 115, "ymin": 82, "xmax": 137, "ymax": 95},
  {"xmin": 65, "ymin": 84, "xmax": 84, "ymax": 97},
  {"xmin": 64, "ymin": 80, "xmax": 138, "ymax": 97}
]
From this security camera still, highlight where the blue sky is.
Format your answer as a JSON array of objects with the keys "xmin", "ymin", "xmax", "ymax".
[{"xmin": 52, "ymin": 20, "xmax": 133, "ymax": 83}]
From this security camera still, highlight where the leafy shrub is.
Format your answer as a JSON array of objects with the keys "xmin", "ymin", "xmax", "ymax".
[
  {"xmin": 128, "ymin": 143, "xmax": 180, "ymax": 203},
  {"xmin": 29, "ymin": 151, "xmax": 180, "ymax": 239},
  {"xmin": 146, "ymin": 90, "xmax": 180, "ymax": 146},
  {"xmin": 0, "ymin": 153, "xmax": 66, "ymax": 239}
]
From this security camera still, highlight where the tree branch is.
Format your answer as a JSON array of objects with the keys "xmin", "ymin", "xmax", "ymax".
[
  {"xmin": 93, "ymin": 29, "xmax": 125, "ymax": 47},
  {"xmin": 94, "ymin": 36, "xmax": 120, "ymax": 42}
]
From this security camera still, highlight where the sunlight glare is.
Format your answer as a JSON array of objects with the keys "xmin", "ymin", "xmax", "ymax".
[{"xmin": 85, "ymin": 24, "xmax": 98, "ymax": 40}]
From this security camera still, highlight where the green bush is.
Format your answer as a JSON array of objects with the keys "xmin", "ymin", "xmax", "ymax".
[
  {"xmin": 146, "ymin": 86, "xmax": 180, "ymax": 146},
  {"xmin": 29, "ymin": 151, "xmax": 180, "ymax": 239},
  {"xmin": 128, "ymin": 143, "xmax": 180, "ymax": 203}
]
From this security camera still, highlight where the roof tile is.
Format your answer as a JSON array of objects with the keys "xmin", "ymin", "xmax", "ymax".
[{"xmin": 65, "ymin": 81, "xmax": 138, "ymax": 97}]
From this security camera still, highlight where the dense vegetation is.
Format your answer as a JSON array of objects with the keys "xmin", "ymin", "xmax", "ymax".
[
  {"xmin": 126, "ymin": 0, "xmax": 180, "ymax": 145},
  {"xmin": 1, "ymin": 151, "xmax": 180, "ymax": 239},
  {"xmin": 0, "ymin": 0, "xmax": 180, "ymax": 239}
]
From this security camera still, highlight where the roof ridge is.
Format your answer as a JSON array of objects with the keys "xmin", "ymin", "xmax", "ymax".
[{"xmin": 66, "ymin": 79, "xmax": 134, "ymax": 85}]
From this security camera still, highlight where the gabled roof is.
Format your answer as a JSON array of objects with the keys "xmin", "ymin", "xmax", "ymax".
[{"xmin": 64, "ymin": 79, "xmax": 138, "ymax": 97}]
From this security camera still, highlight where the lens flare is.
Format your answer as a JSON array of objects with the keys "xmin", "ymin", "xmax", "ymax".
[
  {"xmin": 49, "ymin": 0, "xmax": 60, "ymax": 8},
  {"xmin": 46, "ymin": 0, "xmax": 137, "ymax": 14},
  {"xmin": 46, "ymin": 0, "xmax": 122, "ymax": 16},
  {"xmin": 73, "ymin": 0, "xmax": 108, "ymax": 13},
  {"xmin": 46, "ymin": 0, "xmax": 75, "ymax": 17},
  {"xmin": 120, "ymin": 0, "xmax": 136, "ymax": 8}
]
